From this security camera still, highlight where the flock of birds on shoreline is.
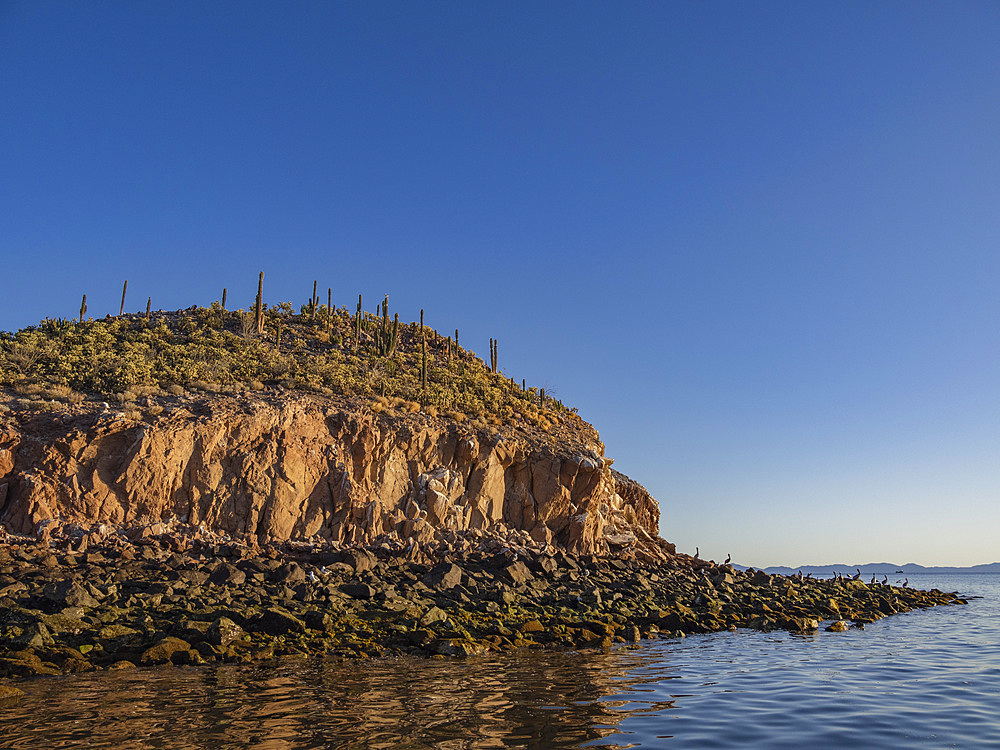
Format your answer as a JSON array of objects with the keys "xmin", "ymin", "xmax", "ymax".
[{"xmin": 693, "ymin": 548, "xmax": 909, "ymax": 588}]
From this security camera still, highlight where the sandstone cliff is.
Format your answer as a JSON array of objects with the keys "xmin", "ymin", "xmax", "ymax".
[{"xmin": 0, "ymin": 393, "xmax": 673, "ymax": 559}]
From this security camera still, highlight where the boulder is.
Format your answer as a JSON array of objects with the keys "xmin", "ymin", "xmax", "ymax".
[
  {"xmin": 140, "ymin": 637, "xmax": 192, "ymax": 665},
  {"xmin": 340, "ymin": 582, "xmax": 374, "ymax": 600},
  {"xmin": 41, "ymin": 581, "xmax": 98, "ymax": 608},
  {"xmin": 208, "ymin": 564, "xmax": 247, "ymax": 587},
  {"xmin": 255, "ymin": 607, "xmax": 307, "ymax": 636},
  {"xmin": 206, "ymin": 617, "xmax": 244, "ymax": 646}
]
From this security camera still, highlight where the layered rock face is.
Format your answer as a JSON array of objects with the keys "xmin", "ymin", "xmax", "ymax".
[{"xmin": 0, "ymin": 395, "xmax": 673, "ymax": 559}]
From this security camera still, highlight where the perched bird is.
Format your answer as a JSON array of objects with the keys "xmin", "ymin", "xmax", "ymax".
[
  {"xmin": 694, "ymin": 547, "xmax": 700, "ymax": 559},
  {"xmin": 882, "ymin": 575, "xmax": 888, "ymax": 585},
  {"xmin": 724, "ymin": 553, "xmax": 732, "ymax": 565},
  {"xmin": 871, "ymin": 574, "xmax": 877, "ymax": 586},
  {"xmin": 308, "ymin": 570, "xmax": 318, "ymax": 583},
  {"xmin": 852, "ymin": 569, "xmax": 862, "ymax": 580},
  {"xmin": 902, "ymin": 578, "xmax": 909, "ymax": 588}
]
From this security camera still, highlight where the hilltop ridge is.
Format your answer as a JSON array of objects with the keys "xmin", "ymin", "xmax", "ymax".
[
  {"xmin": 0, "ymin": 286, "xmax": 571, "ymax": 436},
  {"xmin": 0, "ymin": 287, "xmax": 672, "ymax": 560}
]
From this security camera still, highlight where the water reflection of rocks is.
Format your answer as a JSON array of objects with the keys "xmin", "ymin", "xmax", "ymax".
[{"xmin": 1, "ymin": 648, "xmax": 680, "ymax": 749}]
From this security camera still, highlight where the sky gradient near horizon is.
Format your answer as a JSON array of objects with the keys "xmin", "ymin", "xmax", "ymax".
[{"xmin": 2, "ymin": 2, "xmax": 998, "ymax": 568}]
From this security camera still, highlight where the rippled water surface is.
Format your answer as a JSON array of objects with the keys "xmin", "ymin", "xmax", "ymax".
[{"xmin": 2, "ymin": 573, "xmax": 998, "ymax": 749}]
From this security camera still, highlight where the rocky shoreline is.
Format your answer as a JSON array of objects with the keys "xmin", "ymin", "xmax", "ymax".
[{"xmin": 0, "ymin": 522, "xmax": 966, "ymax": 698}]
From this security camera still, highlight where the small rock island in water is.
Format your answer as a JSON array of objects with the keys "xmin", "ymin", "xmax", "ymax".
[{"xmin": 0, "ymin": 281, "xmax": 965, "ymax": 692}]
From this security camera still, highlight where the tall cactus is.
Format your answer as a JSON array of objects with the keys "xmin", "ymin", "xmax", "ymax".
[
  {"xmin": 420, "ymin": 308, "xmax": 427, "ymax": 390},
  {"xmin": 327, "ymin": 288, "xmax": 332, "ymax": 332},
  {"xmin": 254, "ymin": 272, "xmax": 265, "ymax": 335},
  {"xmin": 145, "ymin": 297, "xmax": 152, "ymax": 321},
  {"xmin": 310, "ymin": 280, "xmax": 318, "ymax": 321},
  {"xmin": 79, "ymin": 294, "xmax": 87, "ymax": 323},
  {"xmin": 221, "ymin": 288, "xmax": 227, "ymax": 311},
  {"xmin": 354, "ymin": 294, "xmax": 363, "ymax": 350},
  {"xmin": 119, "ymin": 280, "xmax": 128, "ymax": 316},
  {"xmin": 373, "ymin": 295, "xmax": 397, "ymax": 356}
]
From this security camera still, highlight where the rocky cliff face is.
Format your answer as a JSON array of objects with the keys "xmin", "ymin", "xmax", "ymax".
[{"xmin": 0, "ymin": 394, "xmax": 673, "ymax": 559}]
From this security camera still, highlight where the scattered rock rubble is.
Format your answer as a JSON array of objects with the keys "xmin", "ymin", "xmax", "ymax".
[{"xmin": 0, "ymin": 521, "xmax": 966, "ymax": 688}]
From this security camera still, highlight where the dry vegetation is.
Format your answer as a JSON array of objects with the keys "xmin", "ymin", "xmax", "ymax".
[{"xmin": 0, "ymin": 294, "xmax": 578, "ymax": 434}]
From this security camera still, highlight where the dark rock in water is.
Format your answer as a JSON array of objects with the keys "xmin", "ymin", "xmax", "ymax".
[
  {"xmin": 0, "ymin": 650, "xmax": 60, "ymax": 678},
  {"xmin": 255, "ymin": 607, "xmax": 307, "ymax": 636},
  {"xmin": 407, "ymin": 628, "xmax": 434, "ymax": 647},
  {"xmin": 304, "ymin": 611, "xmax": 335, "ymax": 632},
  {"xmin": 426, "ymin": 638, "xmax": 488, "ymax": 657},
  {"xmin": 140, "ymin": 637, "xmax": 192, "ymax": 666},
  {"xmin": 0, "ymin": 683, "xmax": 25, "ymax": 701},
  {"xmin": 206, "ymin": 617, "xmax": 243, "ymax": 646},
  {"xmin": 172, "ymin": 620, "xmax": 211, "ymax": 643}
]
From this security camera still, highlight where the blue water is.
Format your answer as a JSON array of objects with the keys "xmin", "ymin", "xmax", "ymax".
[{"xmin": 1, "ymin": 573, "xmax": 997, "ymax": 749}]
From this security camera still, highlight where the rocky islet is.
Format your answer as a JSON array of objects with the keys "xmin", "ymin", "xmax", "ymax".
[
  {"xmin": 0, "ymin": 326, "xmax": 968, "ymax": 695},
  {"xmin": 0, "ymin": 519, "xmax": 966, "ymax": 690}
]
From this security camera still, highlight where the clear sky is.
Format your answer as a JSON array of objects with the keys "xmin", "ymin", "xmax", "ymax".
[{"xmin": 2, "ymin": 2, "xmax": 998, "ymax": 568}]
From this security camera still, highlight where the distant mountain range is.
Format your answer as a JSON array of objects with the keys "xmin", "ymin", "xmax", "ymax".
[{"xmin": 733, "ymin": 562, "xmax": 1000, "ymax": 576}]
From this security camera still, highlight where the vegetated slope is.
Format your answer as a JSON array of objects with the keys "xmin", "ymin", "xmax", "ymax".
[
  {"xmin": 0, "ymin": 289, "xmax": 672, "ymax": 560},
  {"xmin": 0, "ymin": 293, "xmax": 568, "ymax": 435}
]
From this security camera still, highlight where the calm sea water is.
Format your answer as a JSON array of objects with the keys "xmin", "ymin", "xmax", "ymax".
[{"xmin": 1, "ymin": 573, "xmax": 997, "ymax": 749}]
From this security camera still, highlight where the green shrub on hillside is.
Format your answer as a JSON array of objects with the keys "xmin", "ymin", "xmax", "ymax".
[{"xmin": 0, "ymin": 302, "xmax": 574, "ymax": 428}]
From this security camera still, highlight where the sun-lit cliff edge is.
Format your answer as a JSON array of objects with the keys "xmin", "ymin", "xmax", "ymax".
[
  {"xmin": 0, "ymin": 390, "xmax": 671, "ymax": 559},
  {"xmin": 0, "ymin": 300, "xmax": 673, "ymax": 559}
]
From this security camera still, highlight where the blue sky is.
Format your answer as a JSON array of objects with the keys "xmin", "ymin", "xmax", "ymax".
[{"xmin": 2, "ymin": 2, "xmax": 998, "ymax": 567}]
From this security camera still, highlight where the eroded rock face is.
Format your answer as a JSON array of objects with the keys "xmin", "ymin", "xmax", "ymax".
[{"xmin": 0, "ymin": 395, "xmax": 673, "ymax": 558}]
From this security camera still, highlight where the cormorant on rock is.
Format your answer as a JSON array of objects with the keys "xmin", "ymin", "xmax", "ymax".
[
  {"xmin": 882, "ymin": 575, "xmax": 888, "ymax": 585},
  {"xmin": 852, "ymin": 569, "xmax": 862, "ymax": 580},
  {"xmin": 902, "ymin": 578, "xmax": 909, "ymax": 588},
  {"xmin": 871, "ymin": 574, "xmax": 877, "ymax": 585},
  {"xmin": 694, "ymin": 547, "xmax": 699, "ymax": 559},
  {"xmin": 724, "ymin": 553, "xmax": 731, "ymax": 565}
]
